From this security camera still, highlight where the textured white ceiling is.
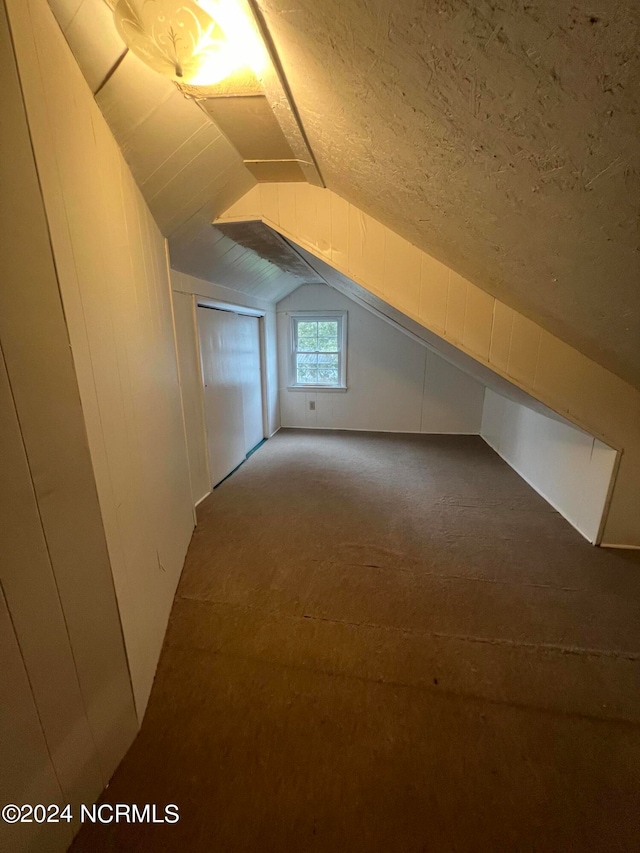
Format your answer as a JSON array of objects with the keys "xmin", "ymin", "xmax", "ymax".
[{"xmin": 255, "ymin": 0, "xmax": 640, "ymax": 388}]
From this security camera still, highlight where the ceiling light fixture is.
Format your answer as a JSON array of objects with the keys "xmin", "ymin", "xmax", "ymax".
[{"xmin": 113, "ymin": 0, "xmax": 264, "ymax": 87}]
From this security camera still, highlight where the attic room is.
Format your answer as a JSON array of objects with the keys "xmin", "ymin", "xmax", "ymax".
[{"xmin": 1, "ymin": 1, "xmax": 639, "ymax": 851}]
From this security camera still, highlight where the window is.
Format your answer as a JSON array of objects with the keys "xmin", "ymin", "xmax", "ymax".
[{"xmin": 290, "ymin": 312, "xmax": 347, "ymax": 389}]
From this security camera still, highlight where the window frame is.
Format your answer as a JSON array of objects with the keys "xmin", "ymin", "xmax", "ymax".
[{"xmin": 288, "ymin": 311, "xmax": 348, "ymax": 391}]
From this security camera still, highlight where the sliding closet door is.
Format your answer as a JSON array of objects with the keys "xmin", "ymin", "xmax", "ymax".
[
  {"xmin": 238, "ymin": 315, "xmax": 264, "ymax": 454},
  {"xmin": 197, "ymin": 308, "xmax": 247, "ymax": 487}
]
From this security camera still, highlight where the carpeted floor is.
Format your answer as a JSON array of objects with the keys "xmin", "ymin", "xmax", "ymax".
[{"xmin": 71, "ymin": 430, "xmax": 640, "ymax": 852}]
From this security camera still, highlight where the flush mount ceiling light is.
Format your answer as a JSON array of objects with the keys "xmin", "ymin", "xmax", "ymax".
[{"xmin": 113, "ymin": 0, "xmax": 259, "ymax": 87}]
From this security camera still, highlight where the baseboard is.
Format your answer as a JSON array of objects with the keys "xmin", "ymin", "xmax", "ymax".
[
  {"xmin": 194, "ymin": 491, "xmax": 211, "ymax": 508},
  {"xmin": 600, "ymin": 543, "xmax": 640, "ymax": 551},
  {"xmin": 279, "ymin": 426, "xmax": 480, "ymax": 435}
]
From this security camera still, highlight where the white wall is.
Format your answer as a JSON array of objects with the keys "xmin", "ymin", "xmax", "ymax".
[
  {"xmin": 1, "ymin": 4, "xmax": 139, "ymax": 851},
  {"xmin": 277, "ymin": 285, "xmax": 485, "ymax": 433},
  {"xmin": 7, "ymin": 0, "xmax": 194, "ymax": 719},
  {"xmin": 171, "ymin": 269, "xmax": 280, "ymax": 502},
  {"xmin": 481, "ymin": 389, "xmax": 617, "ymax": 544}
]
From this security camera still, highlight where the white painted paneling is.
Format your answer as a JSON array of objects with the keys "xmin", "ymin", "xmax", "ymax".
[
  {"xmin": 172, "ymin": 292, "xmax": 211, "ymax": 505},
  {"xmin": 47, "ymin": 0, "xmax": 83, "ymax": 31},
  {"xmin": 238, "ymin": 315, "xmax": 265, "ymax": 453},
  {"xmin": 8, "ymin": 0, "xmax": 194, "ymax": 716},
  {"xmin": 62, "ymin": 0, "xmax": 124, "ymax": 93},
  {"xmin": 1, "ymin": 3, "xmax": 137, "ymax": 837},
  {"xmin": 0, "ymin": 350, "xmax": 103, "ymax": 812},
  {"xmin": 171, "ymin": 267, "xmax": 275, "ymax": 314},
  {"xmin": 198, "ymin": 308, "xmax": 249, "ymax": 487},
  {"xmin": 169, "ymin": 221, "xmax": 303, "ymax": 303},
  {"xmin": 0, "ymin": 588, "xmax": 71, "ymax": 853},
  {"xmin": 419, "ymin": 254, "xmax": 449, "ymax": 332},
  {"xmin": 421, "ymin": 352, "xmax": 485, "ymax": 434},
  {"xmin": 445, "ymin": 271, "xmax": 468, "ymax": 345},
  {"xmin": 384, "ymin": 229, "xmax": 421, "ymax": 315},
  {"xmin": 481, "ymin": 389, "xmax": 617, "ymax": 544},
  {"xmin": 277, "ymin": 285, "xmax": 484, "ymax": 434},
  {"xmin": 91, "ymin": 32, "xmax": 253, "ymax": 240}
]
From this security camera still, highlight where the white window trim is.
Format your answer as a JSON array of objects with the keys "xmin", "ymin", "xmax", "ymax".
[{"xmin": 288, "ymin": 311, "xmax": 348, "ymax": 391}]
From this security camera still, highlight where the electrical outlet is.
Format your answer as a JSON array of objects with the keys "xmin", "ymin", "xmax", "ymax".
[{"xmin": 309, "ymin": 400, "xmax": 316, "ymax": 411}]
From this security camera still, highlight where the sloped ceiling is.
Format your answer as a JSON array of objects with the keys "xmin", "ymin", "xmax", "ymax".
[
  {"xmin": 48, "ymin": 0, "xmax": 639, "ymax": 386},
  {"xmin": 48, "ymin": 0, "xmax": 255, "ymax": 232},
  {"xmin": 254, "ymin": 0, "xmax": 640, "ymax": 389},
  {"xmin": 46, "ymin": 0, "xmax": 323, "ymax": 302},
  {"xmin": 169, "ymin": 217, "xmax": 324, "ymax": 301}
]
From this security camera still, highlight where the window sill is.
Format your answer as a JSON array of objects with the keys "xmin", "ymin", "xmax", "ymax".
[{"xmin": 287, "ymin": 385, "xmax": 348, "ymax": 393}]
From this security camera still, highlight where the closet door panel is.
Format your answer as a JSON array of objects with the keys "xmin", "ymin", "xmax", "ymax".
[{"xmin": 197, "ymin": 308, "xmax": 246, "ymax": 487}]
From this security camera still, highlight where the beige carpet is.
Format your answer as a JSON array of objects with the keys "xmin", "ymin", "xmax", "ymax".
[{"xmin": 71, "ymin": 430, "xmax": 640, "ymax": 852}]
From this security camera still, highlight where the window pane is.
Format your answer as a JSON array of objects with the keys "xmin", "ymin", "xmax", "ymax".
[
  {"xmin": 297, "ymin": 367, "xmax": 318, "ymax": 383},
  {"xmin": 317, "ymin": 321, "xmax": 338, "ymax": 337},
  {"xmin": 297, "ymin": 353, "xmax": 318, "ymax": 366},
  {"xmin": 297, "ymin": 321, "xmax": 318, "ymax": 337},
  {"xmin": 317, "ymin": 337, "xmax": 338, "ymax": 352},
  {"xmin": 297, "ymin": 336, "xmax": 317, "ymax": 352},
  {"xmin": 318, "ymin": 368, "xmax": 339, "ymax": 383},
  {"xmin": 317, "ymin": 353, "xmax": 338, "ymax": 366}
]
